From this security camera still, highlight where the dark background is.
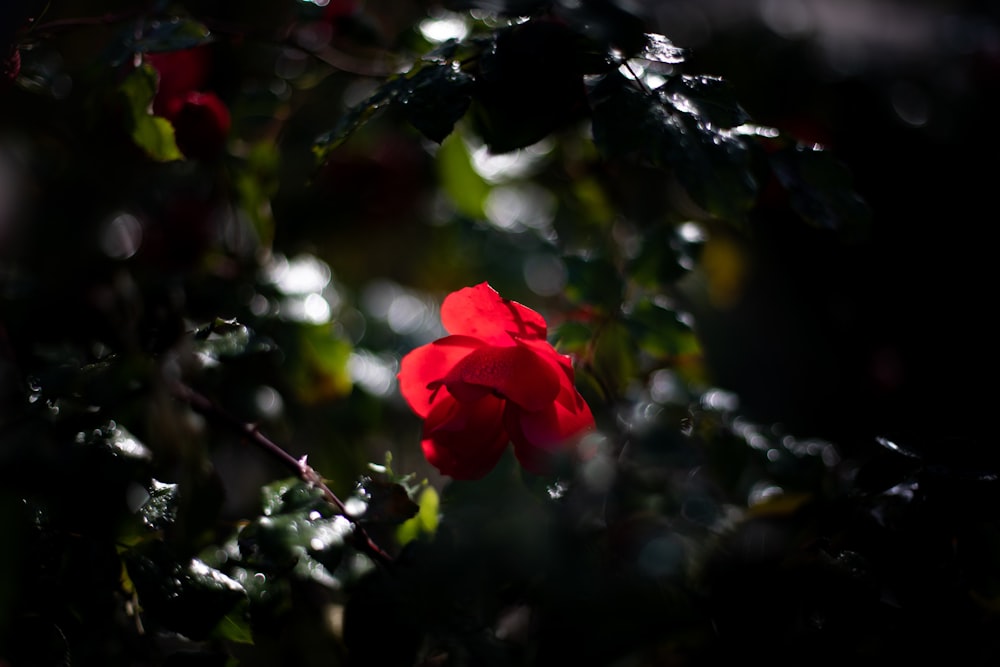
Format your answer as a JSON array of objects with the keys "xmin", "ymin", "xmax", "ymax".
[{"xmin": 648, "ymin": 0, "xmax": 999, "ymax": 466}]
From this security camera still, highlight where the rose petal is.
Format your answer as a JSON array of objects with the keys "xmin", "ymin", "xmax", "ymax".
[
  {"xmin": 507, "ymin": 380, "xmax": 594, "ymax": 474},
  {"xmin": 420, "ymin": 394, "xmax": 509, "ymax": 479},
  {"xmin": 442, "ymin": 342, "xmax": 560, "ymax": 410},
  {"xmin": 398, "ymin": 335, "xmax": 485, "ymax": 417},
  {"xmin": 441, "ymin": 282, "xmax": 548, "ymax": 343}
]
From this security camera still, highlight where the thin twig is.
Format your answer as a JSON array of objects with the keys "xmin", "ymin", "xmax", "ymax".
[{"xmin": 171, "ymin": 381, "xmax": 395, "ymax": 568}]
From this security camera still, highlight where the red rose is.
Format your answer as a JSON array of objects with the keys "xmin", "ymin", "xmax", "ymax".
[
  {"xmin": 145, "ymin": 47, "xmax": 229, "ymax": 159},
  {"xmin": 398, "ymin": 283, "xmax": 595, "ymax": 479},
  {"xmin": 167, "ymin": 90, "xmax": 231, "ymax": 160}
]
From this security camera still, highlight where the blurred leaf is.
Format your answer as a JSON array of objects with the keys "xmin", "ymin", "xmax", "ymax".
[
  {"xmin": 629, "ymin": 225, "xmax": 697, "ymax": 288},
  {"xmin": 396, "ymin": 486, "xmax": 440, "ymax": 546},
  {"xmin": 443, "ymin": 0, "xmax": 551, "ymax": 15},
  {"xmin": 123, "ymin": 541, "xmax": 246, "ymax": 640},
  {"xmin": 291, "ymin": 324, "xmax": 353, "ymax": 403},
  {"xmin": 234, "ymin": 140, "xmax": 281, "ymax": 249},
  {"xmin": 625, "ymin": 298, "xmax": 701, "ymax": 360},
  {"xmin": 553, "ymin": 0, "xmax": 648, "ymax": 57},
  {"xmin": 192, "ymin": 318, "xmax": 275, "ymax": 362},
  {"xmin": 768, "ymin": 143, "xmax": 872, "ymax": 236},
  {"xmin": 553, "ymin": 320, "xmax": 596, "ymax": 357},
  {"xmin": 126, "ymin": 17, "xmax": 213, "ymax": 54},
  {"xmin": 211, "ymin": 606, "xmax": 254, "ymax": 645},
  {"xmin": 563, "ymin": 255, "xmax": 623, "ymax": 312},
  {"xmin": 119, "ymin": 64, "xmax": 183, "ymax": 162},
  {"xmin": 591, "ymin": 319, "xmax": 636, "ymax": 395},
  {"xmin": 437, "ymin": 133, "xmax": 491, "ymax": 218}
]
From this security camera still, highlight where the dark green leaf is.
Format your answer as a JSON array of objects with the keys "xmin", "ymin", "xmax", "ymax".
[
  {"xmin": 661, "ymin": 75, "xmax": 751, "ymax": 129},
  {"xmin": 591, "ymin": 75, "xmax": 757, "ymax": 220},
  {"xmin": 239, "ymin": 479, "xmax": 347, "ymax": 588},
  {"xmin": 192, "ymin": 318, "xmax": 275, "ymax": 362},
  {"xmin": 768, "ymin": 143, "xmax": 872, "ymax": 237},
  {"xmin": 315, "ymin": 64, "xmax": 472, "ymax": 159},
  {"xmin": 125, "ymin": 17, "xmax": 213, "ymax": 54},
  {"xmin": 398, "ymin": 64, "xmax": 474, "ymax": 143},
  {"xmin": 137, "ymin": 480, "xmax": 179, "ymax": 532},
  {"xmin": 353, "ymin": 475, "xmax": 419, "ymax": 526},
  {"xmin": 314, "ymin": 84, "xmax": 398, "ymax": 161},
  {"xmin": 563, "ymin": 255, "xmax": 623, "ymax": 312},
  {"xmin": 629, "ymin": 225, "xmax": 698, "ymax": 288},
  {"xmin": 123, "ymin": 541, "xmax": 246, "ymax": 640},
  {"xmin": 260, "ymin": 477, "xmax": 331, "ymax": 518},
  {"xmin": 625, "ymin": 298, "xmax": 701, "ymax": 360}
]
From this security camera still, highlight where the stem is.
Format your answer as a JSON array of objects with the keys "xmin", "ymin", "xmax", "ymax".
[{"xmin": 170, "ymin": 381, "xmax": 394, "ymax": 568}]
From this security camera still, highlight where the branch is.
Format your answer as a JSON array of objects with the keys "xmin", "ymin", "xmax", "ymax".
[{"xmin": 170, "ymin": 381, "xmax": 395, "ymax": 569}]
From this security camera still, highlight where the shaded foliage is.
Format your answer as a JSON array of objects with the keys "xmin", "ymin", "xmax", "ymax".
[{"xmin": 1, "ymin": 0, "xmax": 997, "ymax": 665}]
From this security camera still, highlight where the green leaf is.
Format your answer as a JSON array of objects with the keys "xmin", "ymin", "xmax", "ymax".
[
  {"xmin": 625, "ymin": 298, "xmax": 701, "ymax": 360},
  {"xmin": 638, "ymin": 33, "xmax": 687, "ymax": 65},
  {"xmin": 260, "ymin": 478, "xmax": 330, "ymax": 518},
  {"xmin": 353, "ymin": 475, "xmax": 419, "ymax": 526},
  {"xmin": 314, "ymin": 84, "xmax": 397, "ymax": 162},
  {"xmin": 395, "ymin": 486, "xmax": 440, "ymax": 546},
  {"xmin": 291, "ymin": 324, "xmax": 353, "ymax": 403},
  {"xmin": 238, "ymin": 480, "xmax": 348, "ymax": 589},
  {"xmin": 397, "ymin": 63, "xmax": 473, "ymax": 143},
  {"xmin": 437, "ymin": 133, "xmax": 491, "ymax": 218},
  {"xmin": 137, "ymin": 480, "xmax": 179, "ymax": 532},
  {"xmin": 125, "ymin": 17, "xmax": 213, "ymax": 54},
  {"xmin": 314, "ymin": 63, "xmax": 472, "ymax": 161},
  {"xmin": 661, "ymin": 75, "xmax": 751, "ymax": 129},
  {"xmin": 591, "ymin": 74, "xmax": 757, "ymax": 220},
  {"xmin": 192, "ymin": 318, "xmax": 275, "ymax": 363},
  {"xmin": 123, "ymin": 541, "xmax": 247, "ymax": 640},
  {"xmin": 211, "ymin": 605, "xmax": 254, "ymax": 645},
  {"xmin": 629, "ymin": 224, "xmax": 701, "ymax": 288},
  {"xmin": 119, "ymin": 64, "xmax": 183, "ymax": 162},
  {"xmin": 563, "ymin": 255, "xmax": 623, "ymax": 312},
  {"xmin": 768, "ymin": 143, "xmax": 872, "ymax": 237}
]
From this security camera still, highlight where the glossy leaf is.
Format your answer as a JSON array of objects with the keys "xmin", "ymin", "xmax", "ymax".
[
  {"xmin": 239, "ymin": 479, "xmax": 348, "ymax": 588},
  {"xmin": 591, "ymin": 74, "xmax": 757, "ymax": 220},
  {"xmin": 397, "ymin": 64, "xmax": 474, "ymax": 144},
  {"xmin": 315, "ymin": 64, "xmax": 473, "ymax": 161},
  {"xmin": 122, "ymin": 541, "xmax": 247, "ymax": 640},
  {"xmin": 192, "ymin": 318, "xmax": 275, "ymax": 362},
  {"xmin": 639, "ymin": 33, "xmax": 687, "ymax": 65},
  {"xmin": 661, "ymin": 75, "xmax": 751, "ymax": 129},
  {"xmin": 137, "ymin": 480, "xmax": 179, "ymax": 532}
]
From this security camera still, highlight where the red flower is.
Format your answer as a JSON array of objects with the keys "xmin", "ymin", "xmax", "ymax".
[
  {"xmin": 145, "ymin": 47, "xmax": 230, "ymax": 160},
  {"xmin": 398, "ymin": 283, "xmax": 594, "ymax": 479}
]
